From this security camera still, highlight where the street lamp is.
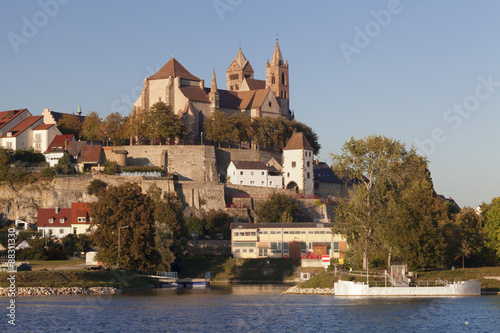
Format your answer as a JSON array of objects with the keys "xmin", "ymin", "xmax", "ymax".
[{"xmin": 117, "ymin": 225, "xmax": 129, "ymax": 269}]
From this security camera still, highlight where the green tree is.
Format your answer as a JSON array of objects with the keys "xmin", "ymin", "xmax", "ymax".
[
  {"xmin": 87, "ymin": 179, "xmax": 108, "ymax": 196},
  {"xmin": 484, "ymin": 197, "xmax": 500, "ymax": 258},
  {"xmin": 256, "ymin": 193, "xmax": 302, "ymax": 223},
  {"xmin": 102, "ymin": 112, "xmax": 125, "ymax": 146},
  {"xmin": 204, "ymin": 110, "xmax": 232, "ymax": 147},
  {"xmin": 103, "ymin": 160, "xmax": 119, "ymax": 175},
  {"xmin": 146, "ymin": 184, "xmax": 185, "ymax": 267},
  {"xmin": 331, "ymin": 135, "xmax": 446, "ymax": 270},
  {"xmin": 204, "ymin": 209, "xmax": 232, "ymax": 238},
  {"xmin": 55, "ymin": 152, "xmax": 73, "ymax": 174},
  {"xmin": 145, "ymin": 102, "xmax": 185, "ymax": 144},
  {"xmin": 454, "ymin": 207, "xmax": 488, "ymax": 268},
  {"xmin": 14, "ymin": 148, "xmax": 45, "ymax": 164},
  {"xmin": 57, "ymin": 114, "xmax": 83, "ymax": 140},
  {"xmin": 185, "ymin": 216, "xmax": 205, "ymax": 237},
  {"xmin": 230, "ymin": 113, "xmax": 252, "ymax": 147},
  {"xmin": 90, "ymin": 182, "xmax": 157, "ymax": 271},
  {"xmin": 125, "ymin": 107, "xmax": 148, "ymax": 145},
  {"xmin": 80, "ymin": 111, "xmax": 103, "ymax": 142}
]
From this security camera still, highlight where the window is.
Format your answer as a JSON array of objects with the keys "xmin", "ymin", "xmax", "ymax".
[
  {"xmin": 251, "ymin": 171, "xmax": 254, "ymax": 176},
  {"xmin": 240, "ymin": 181, "xmax": 243, "ymax": 185},
  {"xmin": 271, "ymin": 75, "xmax": 275, "ymax": 84},
  {"xmin": 240, "ymin": 171, "xmax": 243, "ymax": 175},
  {"xmin": 59, "ymin": 229, "xmax": 64, "ymax": 234},
  {"xmin": 284, "ymin": 231, "xmax": 289, "ymax": 234},
  {"xmin": 307, "ymin": 172, "xmax": 310, "ymax": 179},
  {"xmin": 287, "ymin": 172, "xmax": 290, "ymax": 177},
  {"xmin": 6, "ymin": 142, "xmax": 12, "ymax": 149},
  {"xmin": 283, "ymin": 242, "xmax": 289, "ymax": 250},
  {"xmin": 261, "ymin": 171, "xmax": 265, "ymax": 175},
  {"xmin": 308, "ymin": 242, "xmax": 313, "ymax": 250},
  {"xmin": 320, "ymin": 183, "xmax": 325, "ymax": 188},
  {"xmin": 60, "ymin": 218, "xmax": 65, "ymax": 223},
  {"xmin": 261, "ymin": 181, "xmax": 264, "ymax": 185},
  {"xmin": 270, "ymin": 242, "xmax": 281, "ymax": 250},
  {"xmin": 233, "ymin": 242, "xmax": 256, "ymax": 247},
  {"xmin": 249, "ymin": 249, "xmax": 254, "ymax": 253},
  {"xmin": 281, "ymin": 73, "xmax": 286, "ymax": 85},
  {"xmin": 333, "ymin": 242, "xmax": 340, "ymax": 253},
  {"xmin": 292, "ymin": 161, "xmax": 296, "ymax": 168},
  {"xmin": 242, "ymin": 249, "xmax": 248, "ymax": 253},
  {"xmin": 270, "ymin": 181, "xmax": 273, "ymax": 185},
  {"xmin": 78, "ymin": 217, "xmax": 86, "ymax": 222},
  {"xmin": 235, "ymin": 249, "xmax": 240, "ymax": 253},
  {"xmin": 250, "ymin": 181, "xmax": 255, "ymax": 185},
  {"xmin": 230, "ymin": 74, "xmax": 239, "ymax": 80},
  {"xmin": 73, "ymin": 228, "xmax": 77, "ymax": 235},
  {"xmin": 307, "ymin": 161, "xmax": 310, "ymax": 167},
  {"xmin": 48, "ymin": 218, "xmax": 54, "ymax": 224},
  {"xmin": 258, "ymin": 248, "xmax": 268, "ymax": 257}
]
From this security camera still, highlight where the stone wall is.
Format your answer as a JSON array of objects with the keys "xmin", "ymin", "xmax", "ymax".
[{"xmin": 111, "ymin": 145, "xmax": 218, "ymax": 182}]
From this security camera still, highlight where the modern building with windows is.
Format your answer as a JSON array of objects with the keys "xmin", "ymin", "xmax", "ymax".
[{"xmin": 231, "ymin": 222, "xmax": 346, "ymax": 259}]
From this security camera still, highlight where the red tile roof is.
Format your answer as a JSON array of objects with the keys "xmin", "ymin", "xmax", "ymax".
[
  {"xmin": 71, "ymin": 202, "xmax": 90, "ymax": 225},
  {"xmin": 217, "ymin": 89, "xmax": 271, "ymax": 110},
  {"xmin": 180, "ymin": 86, "xmax": 210, "ymax": 103},
  {"xmin": 37, "ymin": 208, "xmax": 72, "ymax": 228},
  {"xmin": 80, "ymin": 145, "xmax": 102, "ymax": 163},
  {"xmin": 45, "ymin": 134, "xmax": 75, "ymax": 153},
  {"xmin": 33, "ymin": 124, "xmax": 54, "ymax": 131},
  {"xmin": 148, "ymin": 58, "xmax": 201, "ymax": 81},
  {"xmin": 1, "ymin": 116, "xmax": 43, "ymax": 138},
  {"xmin": 0, "ymin": 109, "xmax": 28, "ymax": 130},
  {"xmin": 244, "ymin": 78, "xmax": 266, "ymax": 90},
  {"xmin": 283, "ymin": 132, "xmax": 313, "ymax": 151}
]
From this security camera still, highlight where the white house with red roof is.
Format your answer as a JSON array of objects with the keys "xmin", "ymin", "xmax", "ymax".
[
  {"xmin": 44, "ymin": 134, "xmax": 75, "ymax": 167},
  {"xmin": 70, "ymin": 202, "xmax": 92, "ymax": 235},
  {"xmin": 0, "ymin": 109, "xmax": 32, "ymax": 138},
  {"xmin": 37, "ymin": 207, "xmax": 72, "ymax": 239},
  {"xmin": 32, "ymin": 123, "xmax": 61, "ymax": 153},
  {"xmin": 1, "ymin": 115, "xmax": 43, "ymax": 150}
]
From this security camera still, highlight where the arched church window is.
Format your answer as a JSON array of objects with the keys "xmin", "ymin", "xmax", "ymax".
[
  {"xmin": 281, "ymin": 72, "xmax": 286, "ymax": 85},
  {"xmin": 271, "ymin": 75, "xmax": 275, "ymax": 84}
]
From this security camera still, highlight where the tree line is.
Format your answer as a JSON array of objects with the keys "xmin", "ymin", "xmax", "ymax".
[
  {"xmin": 330, "ymin": 135, "xmax": 499, "ymax": 270},
  {"xmin": 57, "ymin": 102, "xmax": 184, "ymax": 146},
  {"xmin": 204, "ymin": 111, "xmax": 321, "ymax": 155}
]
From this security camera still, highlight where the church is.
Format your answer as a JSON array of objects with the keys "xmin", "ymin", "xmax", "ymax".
[{"xmin": 133, "ymin": 40, "xmax": 292, "ymax": 144}]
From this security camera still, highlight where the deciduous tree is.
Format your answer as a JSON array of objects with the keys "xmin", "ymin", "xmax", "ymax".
[
  {"xmin": 256, "ymin": 193, "xmax": 302, "ymax": 223},
  {"xmin": 57, "ymin": 114, "xmax": 83, "ymax": 140},
  {"xmin": 80, "ymin": 111, "xmax": 103, "ymax": 142}
]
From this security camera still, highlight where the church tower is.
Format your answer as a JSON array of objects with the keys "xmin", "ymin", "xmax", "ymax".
[
  {"xmin": 209, "ymin": 68, "xmax": 219, "ymax": 113},
  {"xmin": 282, "ymin": 132, "xmax": 314, "ymax": 195},
  {"xmin": 226, "ymin": 48, "xmax": 254, "ymax": 91},
  {"xmin": 266, "ymin": 39, "xmax": 291, "ymax": 118}
]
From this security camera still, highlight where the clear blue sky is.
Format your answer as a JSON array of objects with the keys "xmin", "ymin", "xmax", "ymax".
[{"xmin": 1, "ymin": 1, "xmax": 499, "ymax": 208}]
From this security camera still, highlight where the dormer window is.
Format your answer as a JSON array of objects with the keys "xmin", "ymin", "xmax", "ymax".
[
  {"xmin": 60, "ymin": 218, "xmax": 65, "ymax": 223},
  {"xmin": 78, "ymin": 217, "xmax": 86, "ymax": 222},
  {"xmin": 7, "ymin": 132, "xmax": 12, "ymax": 137},
  {"xmin": 48, "ymin": 218, "xmax": 54, "ymax": 224}
]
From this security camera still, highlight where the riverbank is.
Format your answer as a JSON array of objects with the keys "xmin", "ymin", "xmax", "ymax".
[
  {"xmin": 0, "ymin": 286, "xmax": 117, "ymax": 296},
  {"xmin": 0, "ymin": 269, "xmax": 152, "ymax": 290}
]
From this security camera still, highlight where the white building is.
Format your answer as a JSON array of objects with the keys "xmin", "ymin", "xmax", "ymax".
[
  {"xmin": 0, "ymin": 109, "xmax": 32, "ymax": 138},
  {"xmin": 227, "ymin": 160, "xmax": 283, "ymax": 188},
  {"xmin": 1, "ymin": 116, "xmax": 43, "ymax": 150},
  {"xmin": 37, "ymin": 208, "xmax": 72, "ymax": 239},
  {"xmin": 282, "ymin": 132, "xmax": 314, "ymax": 195},
  {"xmin": 32, "ymin": 123, "xmax": 61, "ymax": 153},
  {"xmin": 44, "ymin": 134, "xmax": 75, "ymax": 167},
  {"xmin": 231, "ymin": 222, "xmax": 347, "ymax": 259}
]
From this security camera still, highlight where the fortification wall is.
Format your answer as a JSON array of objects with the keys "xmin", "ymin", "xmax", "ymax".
[{"xmin": 111, "ymin": 145, "xmax": 218, "ymax": 182}]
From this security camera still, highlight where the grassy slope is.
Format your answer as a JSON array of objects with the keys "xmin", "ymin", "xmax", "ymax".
[{"xmin": 0, "ymin": 270, "xmax": 152, "ymax": 289}]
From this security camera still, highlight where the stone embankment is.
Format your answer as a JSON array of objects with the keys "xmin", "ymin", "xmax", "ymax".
[
  {"xmin": 282, "ymin": 285, "xmax": 335, "ymax": 295},
  {"xmin": 0, "ymin": 287, "xmax": 117, "ymax": 297}
]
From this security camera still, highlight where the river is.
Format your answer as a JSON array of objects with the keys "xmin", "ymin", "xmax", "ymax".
[{"xmin": 2, "ymin": 284, "xmax": 499, "ymax": 332}]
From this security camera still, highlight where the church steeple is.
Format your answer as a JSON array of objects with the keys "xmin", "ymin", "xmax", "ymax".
[
  {"xmin": 266, "ymin": 39, "xmax": 290, "ymax": 118},
  {"xmin": 209, "ymin": 68, "xmax": 219, "ymax": 112},
  {"xmin": 226, "ymin": 47, "xmax": 254, "ymax": 91},
  {"xmin": 77, "ymin": 103, "xmax": 82, "ymax": 116}
]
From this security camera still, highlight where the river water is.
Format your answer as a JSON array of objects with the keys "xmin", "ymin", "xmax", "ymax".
[{"xmin": 2, "ymin": 284, "xmax": 499, "ymax": 332}]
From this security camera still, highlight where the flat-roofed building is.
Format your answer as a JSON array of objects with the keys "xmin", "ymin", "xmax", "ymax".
[{"xmin": 231, "ymin": 222, "xmax": 346, "ymax": 259}]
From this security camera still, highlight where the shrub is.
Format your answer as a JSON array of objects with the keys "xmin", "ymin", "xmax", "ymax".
[
  {"xmin": 41, "ymin": 167, "xmax": 57, "ymax": 178},
  {"xmin": 103, "ymin": 160, "xmax": 119, "ymax": 175},
  {"xmin": 87, "ymin": 179, "xmax": 108, "ymax": 196}
]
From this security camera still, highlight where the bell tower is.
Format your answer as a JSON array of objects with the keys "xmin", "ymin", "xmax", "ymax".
[
  {"xmin": 266, "ymin": 39, "xmax": 290, "ymax": 118},
  {"xmin": 226, "ymin": 47, "xmax": 254, "ymax": 91}
]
